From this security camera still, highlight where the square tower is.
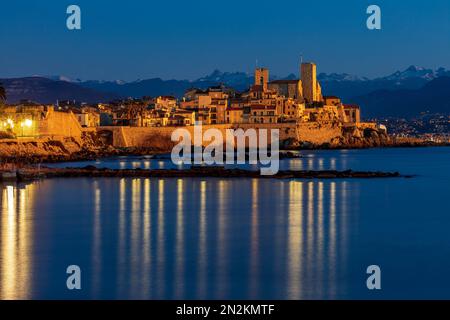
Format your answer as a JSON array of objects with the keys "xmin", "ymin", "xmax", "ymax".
[
  {"xmin": 254, "ymin": 68, "xmax": 269, "ymax": 91},
  {"xmin": 301, "ymin": 63, "xmax": 317, "ymax": 103}
]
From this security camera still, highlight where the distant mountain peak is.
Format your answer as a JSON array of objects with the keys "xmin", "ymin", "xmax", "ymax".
[
  {"xmin": 43, "ymin": 75, "xmax": 83, "ymax": 83},
  {"xmin": 317, "ymin": 72, "xmax": 368, "ymax": 82},
  {"xmin": 281, "ymin": 73, "xmax": 298, "ymax": 80},
  {"xmin": 210, "ymin": 69, "xmax": 223, "ymax": 77},
  {"xmin": 0, "ymin": 77, "xmax": 119, "ymax": 104},
  {"xmin": 196, "ymin": 69, "xmax": 251, "ymax": 85},
  {"xmin": 405, "ymin": 65, "xmax": 424, "ymax": 72},
  {"xmin": 382, "ymin": 66, "xmax": 449, "ymax": 81}
]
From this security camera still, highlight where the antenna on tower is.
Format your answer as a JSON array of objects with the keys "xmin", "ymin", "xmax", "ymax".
[
  {"xmin": 299, "ymin": 53, "xmax": 303, "ymax": 79},
  {"xmin": 255, "ymin": 58, "xmax": 258, "ymax": 68}
]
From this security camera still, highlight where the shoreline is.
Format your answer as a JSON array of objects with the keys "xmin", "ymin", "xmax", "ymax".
[
  {"xmin": 1, "ymin": 166, "xmax": 410, "ymax": 182},
  {"xmin": 1, "ymin": 141, "xmax": 448, "ymax": 165},
  {"xmin": 292, "ymin": 141, "xmax": 450, "ymax": 151}
]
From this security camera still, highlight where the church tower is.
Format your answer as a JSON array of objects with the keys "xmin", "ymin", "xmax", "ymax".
[
  {"xmin": 301, "ymin": 62, "xmax": 317, "ymax": 103},
  {"xmin": 254, "ymin": 68, "xmax": 269, "ymax": 91}
]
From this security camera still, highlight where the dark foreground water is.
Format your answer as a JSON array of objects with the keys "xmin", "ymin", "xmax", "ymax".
[{"xmin": 1, "ymin": 147, "xmax": 450, "ymax": 299}]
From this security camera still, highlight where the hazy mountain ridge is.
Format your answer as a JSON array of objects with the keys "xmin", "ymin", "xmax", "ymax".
[
  {"xmin": 319, "ymin": 66, "xmax": 450, "ymax": 101},
  {"xmin": 77, "ymin": 65, "xmax": 450, "ymax": 100},
  {"xmin": 350, "ymin": 76, "xmax": 450, "ymax": 118},
  {"xmin": 382, "ymin": 65, "xmax": 450, "ymax": 81},
  {"xmin": 0, "ymin": 77, "xmax": 119, "ymax": 104}
]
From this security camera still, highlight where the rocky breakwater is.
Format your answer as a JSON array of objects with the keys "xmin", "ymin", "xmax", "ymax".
[{"xmin": 13, "ymin": 165, "xmax": 408, "ymax": 181}]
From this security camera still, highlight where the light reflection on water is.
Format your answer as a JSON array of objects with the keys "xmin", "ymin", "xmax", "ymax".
[
  {"xmin": 46, "ymin": 150, "xmax": 356, "ymax": 172},
  {"xmin": 1, "ymin": 185, "xmax": 34, "ymax": 299},
  {"xmin": 0, "ymin": 177, "xmax": 351, "ymax": 300},
  {"xmin": 2, "ymin": 147, "xmax": 450, "ymax": 299}
]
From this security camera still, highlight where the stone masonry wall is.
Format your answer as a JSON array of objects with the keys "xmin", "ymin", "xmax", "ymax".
[
  {"xmin": 100, "ymin": 123, "xmax": 344, "ymax": 149},
  {"xmin": 296, "ymin": 122, "xmax": 343, "ymax": 145},
  {"xmin": 39, "ymin": 110, "xmax": 83, "ymax": 140}
]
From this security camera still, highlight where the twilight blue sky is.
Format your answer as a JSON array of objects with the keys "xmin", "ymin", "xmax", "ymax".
[{"xmin": 0, "ymin": 0, "xmax": 449, "ymax": 81}]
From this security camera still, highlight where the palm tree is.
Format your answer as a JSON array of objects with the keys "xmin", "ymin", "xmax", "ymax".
[{"xmin": 0, "ymin": 83, "xmax": 6, "ymax": 103}]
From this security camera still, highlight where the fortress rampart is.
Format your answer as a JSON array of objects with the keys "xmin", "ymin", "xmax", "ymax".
[
  {"xmin": 39, "ymin": 108, "xmax": 83, "ymax": 140},
  {"xmin": 97, "ymin": 122, "xmax": 359, "ymax": 149}
]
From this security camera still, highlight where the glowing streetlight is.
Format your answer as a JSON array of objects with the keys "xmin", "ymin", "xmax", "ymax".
[
  {"xmin": 6, "ymin": 119, "xmax": 14, "ymax": 128},
  {"xmin": 21, "ymin": 119, "xmax": 33, "ymax": 128}
]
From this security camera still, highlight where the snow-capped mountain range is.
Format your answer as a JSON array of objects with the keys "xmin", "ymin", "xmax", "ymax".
[
  {"xmin": 42, "ymin": 65, "xmax": 450, "ymax": 86},
  {"xmin": 317, "ymin": 73, "xmax": 369, "ymax": 82},
  {"xmin": 318, "ymin": 65, "xmax": 450, "ymax": 82},
  {"xmin": 381, "ymin": 65, "xmax": 450, "ymax": 81}
]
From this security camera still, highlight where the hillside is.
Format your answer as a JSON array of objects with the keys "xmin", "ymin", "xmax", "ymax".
[
  {"xmin": 0, "ymin": 77, "xmax": 119, "ymax": 104},
  {"xmin": 350, "ymin": 77, "xmax": 450, "ymax": 118}
]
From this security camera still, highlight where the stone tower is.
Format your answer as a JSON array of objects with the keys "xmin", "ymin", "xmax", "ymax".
[
  {"xmin": 301, "ymin": 63, "xmax": 317, "ymax": 103},
  {"xmin": 254, "ymin": 68, "xmax": 269, "ymax": 91}
]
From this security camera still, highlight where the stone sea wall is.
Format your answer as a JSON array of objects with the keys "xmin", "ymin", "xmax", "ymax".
[
  {"xmin": 0, "ymin": 121, "xmax": 432, "ymax": 163},
  {"xmin": 98, "ymin": 124, "xmax": 295, "ymax": 150},
  {"xmin": 99, "ymin": 122, "xmax": 371, "ymax": 150},
  {"xmin": 296, "ymin": 122, "xmax": 343, "ymax": 145},
  {"xmin": 39, "ymin": 109, "xmax": 83, "ymax": 140}
]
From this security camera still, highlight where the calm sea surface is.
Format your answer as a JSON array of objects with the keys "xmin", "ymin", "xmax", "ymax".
[{"xmin": 1, "ymin": 147, "xmax": 450, "ymax": 299}]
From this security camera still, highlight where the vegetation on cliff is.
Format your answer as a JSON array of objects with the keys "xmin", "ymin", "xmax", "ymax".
[{"xmin": 0, "ymin": 83, "xmax": 6, "ymax": 103}]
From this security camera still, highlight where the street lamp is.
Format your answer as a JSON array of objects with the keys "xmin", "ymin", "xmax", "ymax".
[{"xmin": 20, "ymin": 119, "xmax": 33, "ymax": 137}]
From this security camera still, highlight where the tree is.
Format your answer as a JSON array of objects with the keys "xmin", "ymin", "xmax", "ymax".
[{"xmin": 0, "ymin": 83, "xmax": 6, "ymax": 103}]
